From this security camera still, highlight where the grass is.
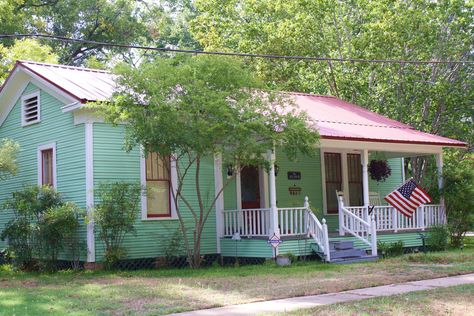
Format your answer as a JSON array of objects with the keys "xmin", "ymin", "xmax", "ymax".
[
  {"xmin": 1, "ymin": 244, "xmax": 474, "ymax": 315},
  {"xmin": 282, "ymin": 284, "xmax": 474, "ymax": 315}
]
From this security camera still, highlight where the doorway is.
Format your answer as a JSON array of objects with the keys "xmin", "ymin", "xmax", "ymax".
[{"xmin": 240, "ymin": 166, "xmax": 261, "ymax": 209}]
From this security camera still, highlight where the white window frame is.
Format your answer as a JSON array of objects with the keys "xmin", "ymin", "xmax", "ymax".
[
  {"xmin": 37, "ymin": 142, "xmax": 57, "ymax": 188},
  {"xmin": 140, "ymin": 150, "xmax": 178, "ymax": 220},
  {"xmin": 21, "ymin": 90, "xmax": 41, "ymax": 126}
]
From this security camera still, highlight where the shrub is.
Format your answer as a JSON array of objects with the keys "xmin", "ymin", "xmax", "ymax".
[
  {"xmin": 426, "ymin": 225, "xmax": 449, "ymax": 251},
  {"xmin": 94, "ymin": 182, "xmax": 142, "ymax": 269},
  {"xmin": 0, "ymin": 186, "xmax": 82, "ymax": 270},
  {"xmin": 37, "ymin": 203, "xmax": 84, "ymax": 270},
  {"xmin": 378, "ymin": 240, "xmax": 404, "ymax": 257},
  {"xmin": 442, "ymin": 159, "xmax": 474, "ymax": 247}
]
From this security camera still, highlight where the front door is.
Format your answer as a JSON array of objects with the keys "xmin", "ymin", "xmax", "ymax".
[{"xmin": 241, "ymin": 166, "xmax": 261, "ymax": 209}]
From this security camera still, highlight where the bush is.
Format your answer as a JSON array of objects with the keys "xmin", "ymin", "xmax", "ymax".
[
  {"xmin": 37, "ymin": 203, "xmax": 84, "ymax": 270},
  {"xmin": 0, "ymin": 186, "xmax": 83, "ymax": 271},
  {"xmin": 378, "ymin": 240, "xmax": 404, "ymax": 257},
  {"xmin": 443, "ymin": 159, "xmax": 474, "ymax": 247},
  {"xmin": 94, "ymin": 182, "xmax": 142, "ymax": 269},
  {"xmin": 426, "ymin": 225, "xmax": 449, "ymax": 251}
]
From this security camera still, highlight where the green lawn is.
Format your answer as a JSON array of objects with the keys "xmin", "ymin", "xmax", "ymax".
[
  {"xmin": 281, "ymin": 284, "xmax": 474, "ymax": 316},
  {"xmin": 1, "ymin": 245, "xmax": 474, "ymax": 315}
]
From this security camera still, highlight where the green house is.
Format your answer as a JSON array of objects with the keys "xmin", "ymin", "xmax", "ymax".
[{"xmin": 0, "ymin": 61, "xmax": 466, "ymax": 265}]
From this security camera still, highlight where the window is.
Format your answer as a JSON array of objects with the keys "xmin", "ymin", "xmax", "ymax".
[
  {"xmin": 347, "ymin": 153, "xmax": 363, "ymax": 206},
  {"xmin": 21, "ymin": 91, "xmax": 40, "ymax": 126},
  {"xmin": 145, "ymin": 152, "xmax": 171, "ymax": 217},
  {"xmin": 38, "ymin": 143, "xmax": 56, "ymax": 187},
  {"xmin": 324, "ymin": 152, "xmax": 342, "ymax": 214}
]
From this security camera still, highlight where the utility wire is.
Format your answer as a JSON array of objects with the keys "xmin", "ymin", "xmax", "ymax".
[{"xmin": 1, "ymin": 33, "xmax": 473, "ymax": 65}]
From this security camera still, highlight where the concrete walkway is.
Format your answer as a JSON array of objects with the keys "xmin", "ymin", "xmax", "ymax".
[{"xmin": 170, "ymin": 273, "xmax": 474, "ymax": 316}]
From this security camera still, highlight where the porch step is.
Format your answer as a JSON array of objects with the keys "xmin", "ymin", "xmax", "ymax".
[
  {"xmin": 330, "ymin": 255, "xmax": 378, "ymax": 264},
  {"xmin": 330, "ymin": 240, "xmax": 353, "ymax": 250},
  {"xmin": 312, "ymin": 240, "xmax": 378, "ymax": 264},
  {"xmin": 330, "ymin": 248, "xmax": 366, "ymax": 259}
]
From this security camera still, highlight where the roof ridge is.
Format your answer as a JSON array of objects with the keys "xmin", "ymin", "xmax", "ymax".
[
  {"xmin": 17, "ymin": 60, "xmax": 111, "ymax": 74},
  {"xmin": 314, "ymin": 119, "xmax": 413, "ymax": 129},
  {"xmin": 280, "ymin": 91, "xmax": 337, "ymax": 98}
]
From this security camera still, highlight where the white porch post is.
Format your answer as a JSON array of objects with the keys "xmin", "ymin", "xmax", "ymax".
[
  {"xmin": 214, "ymin": 154, "xmax": 224, "ymax": 253},
  {"xmin": 361, "ymin": 149, "xmax": 370, "ymax": 207},
  {"xmin": 435, "ymin": 152, "xmax": 446, "ymax": 224},
  {"xmin": 267, "ymin": 150, "xmax": 280, "ymax": 239}
]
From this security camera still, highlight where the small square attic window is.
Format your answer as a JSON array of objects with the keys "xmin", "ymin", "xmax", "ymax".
[{"xmin": 21, "ymin": 91, "xmax": 40, "ymax": 126}]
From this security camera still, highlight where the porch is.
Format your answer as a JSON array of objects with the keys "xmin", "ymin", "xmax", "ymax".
[
  {"xmin": 214, "ymin": 140, "xmax": 448, "ymax": 263},
  {"xmin": 218, "ymin": 197, "xmax": 445, "ymax": 262}
]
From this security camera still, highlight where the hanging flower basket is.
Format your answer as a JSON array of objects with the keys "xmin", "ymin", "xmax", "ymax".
[{"xmin": 369, "ymin": 160, "xmax": 392, "ymax": 182}]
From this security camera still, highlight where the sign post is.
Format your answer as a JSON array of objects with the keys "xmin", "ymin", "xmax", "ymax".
[{"xmin": 267, "ymin": 233, "xmax": 282, "ymax": 259}]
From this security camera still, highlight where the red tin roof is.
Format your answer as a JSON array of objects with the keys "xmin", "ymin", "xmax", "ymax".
[
  {"xmin": 4, "ymin": 61, "xmax": 466, "ymax": 148},
  {"xmin": 12, "ymin": 60, "xmax": 115, "ymax": 102},
  {"xmin": 289, "ymin": 92, "xmax": 466, "ymax": 147}
]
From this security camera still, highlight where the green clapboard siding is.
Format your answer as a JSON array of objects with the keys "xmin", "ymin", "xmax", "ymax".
[
  {"xmin": 369, "ymin": 157, "xmax": 404, "ymax": 200},
  {"xmin": 92, "ymin": 123, "xmax": 217, "ymax": 261},
  {"xmin": 220, "ymin": 238, "xmax": 273, "ymax": 258},
  {"xmin": 220, "ymin": 237, "xmax": 314, "ymax": 258},
  {"xmin": 0, "ymin": 83, "xmax": 86, "ymax": 257}
]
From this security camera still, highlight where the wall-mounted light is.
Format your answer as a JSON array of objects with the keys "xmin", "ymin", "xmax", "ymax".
[{"xmin": 274, "ymin": 164, "xmax": 280, "ymax": 176}]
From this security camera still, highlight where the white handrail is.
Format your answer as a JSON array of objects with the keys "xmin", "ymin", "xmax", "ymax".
[
  {"xmin": 303, "ymin": 197, "xmax": 331, "ymax": 261},
  {"xmin": 338, "ymin": 197, "xmax": 377, "ymax": 255}
]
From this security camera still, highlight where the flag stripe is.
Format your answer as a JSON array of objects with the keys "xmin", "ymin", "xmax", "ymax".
[
  {"xmin": 393, "ymin": 191, "xmax": 418, "ymax": 209},
  {"xmin": 385, "ymin": 195, "xmax": 414, "ymax": 216}
]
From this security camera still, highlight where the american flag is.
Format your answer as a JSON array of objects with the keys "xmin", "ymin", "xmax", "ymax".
[{"xmin": 384, "ymin": 179, "xmax": 432, "ymax": 218}]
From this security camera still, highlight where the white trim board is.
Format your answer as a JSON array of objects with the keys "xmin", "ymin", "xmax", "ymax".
[
  {"xmin": 85, "ymin": 122, "xmax": 95, "ymax": 262},
  {"xmin": 319, "ymin": 139, "xmax": 443, "ymax": 155}
]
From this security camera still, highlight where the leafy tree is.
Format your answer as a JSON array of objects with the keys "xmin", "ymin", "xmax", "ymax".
[
  {"xmin": 191, "ymin": 0, "xmax": 473, "ymax": 186},
  {"xmin": 0, "ymin": 139, "xmax": 19, "ymax": 180},
  {"xmin": 0, "ymin": 39, "xmax": 58, "ymax": 83},
  {"xmin": 99, "ymin": 55, "xmax": 319, "ymax": 267},
  {"xmin": 442, "ymin": 158, "xmax": 474, "ymax": 247}
]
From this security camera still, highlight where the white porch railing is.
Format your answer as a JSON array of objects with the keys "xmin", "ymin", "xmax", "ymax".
[
  {"xmin": 222, "ymin": 197, "xmax": 331, "ymax": 261},
  {"xmin": 278, "ymin": 207, "xmax": 307, "ymax": 236},
  {"xmin": 346, "ymin": 204, "xmax": 446, "ymax": 232},
  {"xmin": 223, "ymin": 208, "xmax": 270, "ymax": 237},
  {"xmin": 339, "ymin": 197, "xmax": 377, "ymax": 256}
]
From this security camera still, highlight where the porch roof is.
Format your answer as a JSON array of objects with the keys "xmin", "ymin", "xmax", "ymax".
[{"xmin": 290, "ymin": 92, "xmax": 466, "ymax": 148}]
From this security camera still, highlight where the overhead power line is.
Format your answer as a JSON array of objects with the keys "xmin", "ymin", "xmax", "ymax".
[{"xmin": 1, "ymin": 33, "xmax": 473, "ymax": 65}]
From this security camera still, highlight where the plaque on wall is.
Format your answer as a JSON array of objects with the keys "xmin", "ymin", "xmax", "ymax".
[{"xmin": 287, "ymin": 171, "xmax": 301, "ymax": 180}]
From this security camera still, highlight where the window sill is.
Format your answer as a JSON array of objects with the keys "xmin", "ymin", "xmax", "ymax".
[{"xmin": 141, "ymin": 216, "xmax": 179, "ymax": 221}]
